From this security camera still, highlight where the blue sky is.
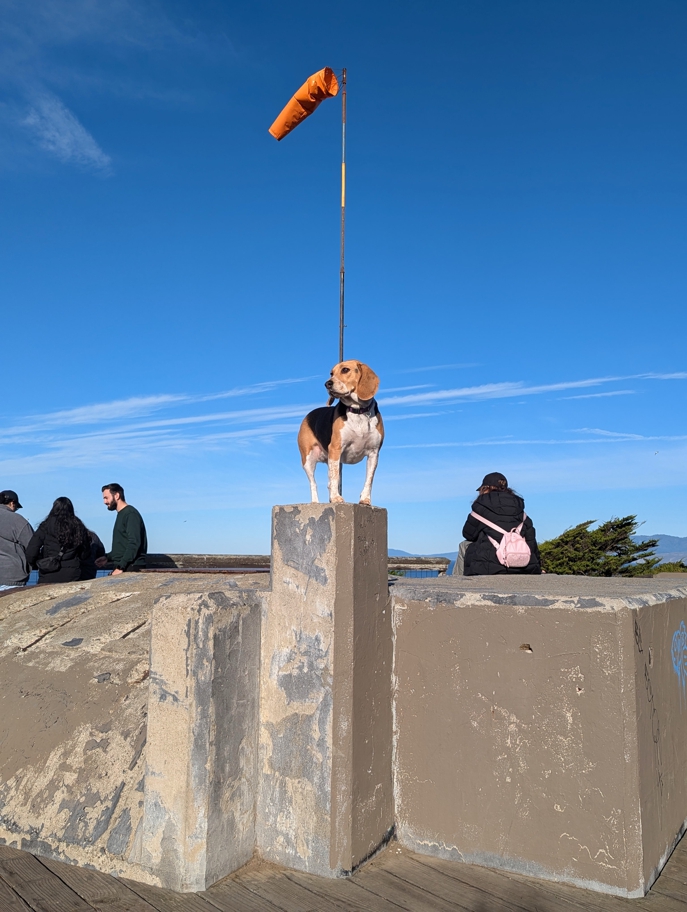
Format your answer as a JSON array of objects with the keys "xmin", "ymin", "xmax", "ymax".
[{"xmin": 1, "ymin": 0, "xmax": 686, "ymax": 555}]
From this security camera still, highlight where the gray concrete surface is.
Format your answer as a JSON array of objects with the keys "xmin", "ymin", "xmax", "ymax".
[
  {"xmin": 3, "ymin": 530, "xmax": 687, "ymax": 898},
  {"xmin": 140, "ymin": 587, "xmax": 263, "ymax": 891},
  {"xmin": 0, "ymin": 571, "xmax": 267, "ymax": 888},
  {"xmin": 258, "ymin": 504, "xmax": 393, "ymax": 877},
  {"xmin": 392, "ymin": 574, "xmax": 687, "ymax": 897}
]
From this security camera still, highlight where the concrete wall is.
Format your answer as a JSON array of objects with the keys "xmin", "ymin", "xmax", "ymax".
[
  {"xmin": 392, "ymin": 575, "xmax": 687, "ymax": 897},
  {"xmin": 0, "ymin": 573, "xmax": 268, "ymax": 891},
  {"xmin": 258, "ymin": 504, "xmax": 394, "ymax": 876},
  {"xmin": 3, "ymin": 516, "xmax": 687, "ymax": 898},
  {"xmin": 633, "ymin": 598, "xmax": 687, "ymax": 888},
  {"xmin": 140, "ymin": 587, "xmax": 263, "ymax": 891}
]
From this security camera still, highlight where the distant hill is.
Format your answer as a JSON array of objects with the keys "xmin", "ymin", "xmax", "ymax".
[
  {"xmin": 389, "ymin": 548, "xmax": 458, "ymax": 560},
  {"xmin": 635, "ymin": 535, "xmax": 687, "ymax": 563}
]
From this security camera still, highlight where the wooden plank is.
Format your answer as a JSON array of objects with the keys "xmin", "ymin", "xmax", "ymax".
[
  {"xmin": 0, "ymin": 852, "xmax": 95, "ymax": 912},
  {"xmin": 0, "ymin": 875, "xmax": 33, "ymax": 912},
  {"xmin": 0, "ymin": 846, "xmax": 29, "ymax": 860},
  {"xmin": 651, "ymin": 871, "xmax": 687, "ymax": 901},
  {"xmin": 285, "ymin": 868, "xmax": 408, "ymax": 912},
  {"xmin": 380, "ymin": 851, "xmax": 553, "ymax": 912},
  {"xmin": 233, "ymin": 865, "xmax": 343, "ymax": 912},
  {"xmin": 40, "ymin": 856, "xmax": 158, "ymax": 911},
  {"xmin": 391, "ymin": 852, "xmax": 622, "ymax": 912},
  {"xmin": 353, "ymin": 864, "xmax": 479, "ymax": 912},
  {"xmin": 201, "ymin": 878, "xmax": 285, "ymax": 912},
  {"xmin": 635, "ymin": 892, "xmax": 687, "ymax": 912},
  {"xmin": 409, "ymin": 851, "xmax": 684, "ymax": 912},
  {"xmin": 661, "ymin": 848, "xmax": 687, "ymax": 879},
  {"xmin": 120, "ymin": 877, "xmax": 218, "ymax": 912}
]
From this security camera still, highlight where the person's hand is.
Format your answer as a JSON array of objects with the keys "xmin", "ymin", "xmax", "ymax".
[
  {"xmin": 95, "ymin": 556, "xmax": 108, "ymax": 568},
  {"xmin": 111, "ymin": 567, "xmax": 124, "ymax": 576}
]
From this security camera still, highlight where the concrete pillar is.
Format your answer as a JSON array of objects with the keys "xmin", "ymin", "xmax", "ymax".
[
  {"xmin": 392, "ymin": 575, "xmax": 687, "ymax": 897},
  {"xmin": 257, "ymin": 504, "xmax": 393, "ymax": 876},
  {"xmin": 140, "ymin": 589, "xmax": 261, "ymax": 891}
]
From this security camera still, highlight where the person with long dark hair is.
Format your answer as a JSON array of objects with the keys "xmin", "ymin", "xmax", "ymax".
[
  {"xmin": 459, "ymin": 472, "xmax": 541, "ymax": 576},
  {"xmin": 26, "ymin": 497, "xmax": 91, "ymax": 584}
]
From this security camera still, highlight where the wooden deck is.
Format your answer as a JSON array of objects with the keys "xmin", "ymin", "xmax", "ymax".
[{"xmin": 1, "ymin": 836, "xmax": 687, "ymax": 912}]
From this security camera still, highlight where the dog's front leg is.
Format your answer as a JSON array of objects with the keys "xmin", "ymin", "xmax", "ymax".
[
  {"xmin": 327, "ymin": 449, "xmax": 344, "ymax": 503},
  {"xmin": 359, "ymin": 450, "xmax": 379, "ymax": 506},
  {"xmin": 303, "ymin": 450, "xmax": 320, "ymax": 503}
]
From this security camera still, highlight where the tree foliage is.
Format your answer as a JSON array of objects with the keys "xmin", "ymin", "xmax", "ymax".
[
  {"xmin": 539, "ymin": 515, "xmax": 661, "ymax": 576},
  {"xmin": 655, "ymin": 561, "xmax": 687, "ymax": 573}
]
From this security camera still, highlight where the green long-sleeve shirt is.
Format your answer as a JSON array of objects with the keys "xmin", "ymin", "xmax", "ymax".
[{"xmin": 106, "ymin": 505, "xmax": 148, "ymax": 571}]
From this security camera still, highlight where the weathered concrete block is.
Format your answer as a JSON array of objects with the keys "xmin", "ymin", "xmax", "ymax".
[
  {"xmin": 141, "ymin": 588, "xmax": 262, "ymax": 891},
  {"xmin": 258, "ymin": 504, "xmax": 393, "ymax": 876},
  {"xmin": 392, "ymin": 575, "xmax": 687, "ymax": 897}
]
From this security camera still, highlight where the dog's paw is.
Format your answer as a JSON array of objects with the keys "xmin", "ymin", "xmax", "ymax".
[
  {"xmin": 330, "ymin": 494, "xmax": 344, "ymax": 504},
  {"xmin": 359, "ymin": 497, "xmax": 371, "ymax": 506}
]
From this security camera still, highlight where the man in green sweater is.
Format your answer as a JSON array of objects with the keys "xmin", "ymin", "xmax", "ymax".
[{"xmin": 96, "ymin": 483, "xmax": 148, "ymax": 575}]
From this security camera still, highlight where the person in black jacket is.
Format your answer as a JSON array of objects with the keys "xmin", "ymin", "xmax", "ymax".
[
  {"xmin": 461, "ymin": 472, "xmax": 541, "ymax": 576},
  {"xmin": 26, "ymin": 497, "xmax": 92, "ymax": 585},
  {"xmin": 80, "ymin": 529, "xmax": 106, "ymax": 581}
]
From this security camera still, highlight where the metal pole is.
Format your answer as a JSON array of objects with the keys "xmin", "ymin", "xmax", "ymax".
[{"xmin": 339, "ymin": 68, "xmax": 346, "ymax": 364}]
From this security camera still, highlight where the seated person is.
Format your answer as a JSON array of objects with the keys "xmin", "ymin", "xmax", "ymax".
[{"xmin": 458, "ymin": 472, "xmax": 541, "ymax": 576}]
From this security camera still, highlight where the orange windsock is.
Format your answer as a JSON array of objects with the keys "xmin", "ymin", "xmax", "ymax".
[{"xmin": 269, "ymin": 67, "xmax": 340, "ymax": 141}]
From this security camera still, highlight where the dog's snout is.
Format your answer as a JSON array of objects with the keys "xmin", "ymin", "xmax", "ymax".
[{"xmin": 325, "ymin": 379, "xmax": 334, "ymax": 389}]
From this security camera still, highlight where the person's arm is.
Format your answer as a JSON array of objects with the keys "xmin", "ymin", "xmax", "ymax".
[
  {"xmin": 524, "ymin": 519, "xmax": 541, "ymax": 558},
  {"xmin": 462, "ymin": 513, "xmax": 482, "ymax": 541},
  {"xmin": 25, "ymin": 527, "xmax": 43, "ymax": 567},
  {"xmin": 116, "ymin": 512, "xmax": 144, "ymax": 571},
  {"xmin": 19, "ymin": 521, "xmax": 34, "ymax": 551},
  {"xmin": 79, "ymin": 527, "xmax": 91, "ymax": 559},
  {"xmin": 91, "ymin": 531, "xmax": 106, "ymax": 561}
]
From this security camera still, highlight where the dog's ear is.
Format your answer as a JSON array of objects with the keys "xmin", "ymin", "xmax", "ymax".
[
  {"xmin": 327, "ymin": 395, "xmax": 335, "ymax": 406},
  {"xmin": 356, "ymin": 362, "xmax": 379, "ymax": 400}
]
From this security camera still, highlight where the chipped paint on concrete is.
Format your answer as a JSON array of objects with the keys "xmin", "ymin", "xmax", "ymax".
[
  {"xmin": 258, "ymin": 504, "xmax": 393, "ymax": 877},
  {"xmin": 0, "ymin": 576, "xmax": 152, "ymax": 879},
  {"xmin": 141, "ymin": 587, "xmax": 262, "ymax": 892},
  {"xmin": 0, "ymin": 571, "xmax": 267, "ymax": 888}
]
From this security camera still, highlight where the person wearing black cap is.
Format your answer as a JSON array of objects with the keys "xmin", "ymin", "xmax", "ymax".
[
  {"xmin": 0, "ymin": 490, "xmax": 34, "ymax": 589},
  {"xmin": 456, "ymin": 473, "xmax": 541, "ymax": 576}
]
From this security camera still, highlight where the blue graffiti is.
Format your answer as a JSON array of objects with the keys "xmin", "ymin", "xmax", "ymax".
[{"xmin": 671, "ymin": 620, "xmax": 687, "ymax": 703}]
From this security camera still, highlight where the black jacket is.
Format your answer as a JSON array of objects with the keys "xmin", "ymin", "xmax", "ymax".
[
  {"xmin": 80, "ymin": 530, "xmax": 106, "ymax": 581},
  {"xmin": 25, "ymin": 517, "xmax": 91, "ymax": 584},
  {"xmin": 462, "ymin": 491, "xmax": 541, "ymax": 576}
]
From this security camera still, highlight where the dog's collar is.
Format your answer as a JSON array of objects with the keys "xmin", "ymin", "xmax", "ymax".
[{"xmin": 345, "ymin": 399, "xmax": 376, "ymax": 415}]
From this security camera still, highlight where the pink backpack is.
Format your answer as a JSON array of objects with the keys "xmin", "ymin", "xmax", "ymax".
[{"xmin": 470, "ymin": 510, "xmax": 531, "ymax": 569}]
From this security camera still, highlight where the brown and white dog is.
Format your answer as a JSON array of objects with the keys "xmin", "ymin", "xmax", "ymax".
[{"xmin": 297, "ymin": 360, "xmax": 384, "ymax": 505}]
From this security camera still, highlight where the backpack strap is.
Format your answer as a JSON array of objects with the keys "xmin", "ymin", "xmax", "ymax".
[{"xmin": 470, "ymin": 511, "xmax": 527, "ymax": 535}]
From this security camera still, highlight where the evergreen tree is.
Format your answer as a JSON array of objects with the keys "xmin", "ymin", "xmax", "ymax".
[{"xmin": 540, "ymin": 516, "xmax": 660, "ymax": 576}]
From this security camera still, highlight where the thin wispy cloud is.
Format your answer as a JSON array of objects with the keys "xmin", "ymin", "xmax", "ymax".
[
  {"xmin": 0, "ymin": 0, "xmax": 234, "ymax": 172},
  {"xmin": 378, "ymin": 372, "xmax": 687, "ymax": 408},
  {"xmin": 3, "ymin": 369, "xmax": 685, "ymax": 477},
  {"xmin": 22, "ymin": 92, "xmax": 111, "ymax": 171},
  {"xmin": 396, "ymin": 363, "xmax": 478, "ymax": 374},
  {"xmin": 3, "ymin": 376, "xmax": 316, "ymax": 435},
  {"xmin": 560, "ymin": 390, "xmax": 635, "ymax": 400},
  {"xmin": 378, "ymin": 385, "xmax": 432, "ymax": 394},
  {"xmin": 576, "ymin": 427, "xmax": 646, "ymax": 440},
  {"xmin": 389, "ymin": 434, "xmax": 687, "ymax": 450}
]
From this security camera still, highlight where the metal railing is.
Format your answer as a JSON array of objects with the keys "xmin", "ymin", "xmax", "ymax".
[{"xmin": 144, "ymin": 554, "xmax": 450, "ymax": 577}]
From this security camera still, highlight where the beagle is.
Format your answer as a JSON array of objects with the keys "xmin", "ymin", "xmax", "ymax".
[{"xmin": 297, "ymin": 360, "xmax": 384, "ymax": 505}]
